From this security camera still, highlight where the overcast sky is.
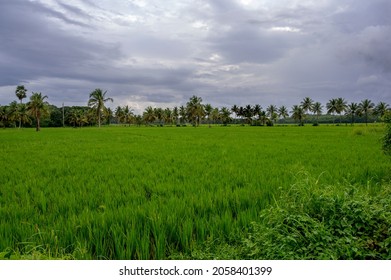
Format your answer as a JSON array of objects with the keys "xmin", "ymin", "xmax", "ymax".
[{"xmin": 0, "ymin": 0, "xmax": 390, "ymax": 113}]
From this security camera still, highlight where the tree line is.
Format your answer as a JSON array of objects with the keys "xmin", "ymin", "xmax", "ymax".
[{"xmin": 0, "ymin": 86, "xmax": 390, "ymax": 130}]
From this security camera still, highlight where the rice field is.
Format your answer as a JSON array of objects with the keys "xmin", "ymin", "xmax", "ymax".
[{"xmin": 0, "ymin": 125, "xmax": 389, "ymax": 259}]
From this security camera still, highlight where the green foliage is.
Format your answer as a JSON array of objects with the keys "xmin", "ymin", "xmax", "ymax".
[
  {"xmin": 241, "ymin": 180, "xmax": 391, "ymax": 259},
  {"xmin": 382, "ymin": 111, "xmax": 391, "ymax": 155}
]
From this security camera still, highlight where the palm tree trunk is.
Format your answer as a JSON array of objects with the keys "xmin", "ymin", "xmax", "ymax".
[{"xmin": 36, "ymin": 112, "xmax": 40, "ymax": 132}]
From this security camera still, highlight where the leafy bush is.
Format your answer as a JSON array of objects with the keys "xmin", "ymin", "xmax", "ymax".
[
  {"xmin": 241, "ymin": 181, "xmax": 391, "ymax": 259},
  {"xmin": 382, "ymin": 111, "xmax": 391, "ymax": 155},
  {"xmin": 184, "ymin": 175, "xmax": 391, "ymax": 260}
]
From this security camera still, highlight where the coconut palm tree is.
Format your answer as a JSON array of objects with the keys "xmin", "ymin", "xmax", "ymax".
[
  {"xmin": 291, "ymin": 105, "xmax": 305, "ymax": 126},
  {"xmin": 326, "ymin": 98, "xmax": 338, "ymax": 123},
  {"xmin": 115, "ymin": 106, "xmax": 124, "ymax": 125},
  {"xmin": 87, "ymin": 89, "xmax": 113, "ymax": 128},
  {"xmin": 358, "ymin": 99, "xmax": 375, "ymax": 126},
  {"xmin": 172, "ymin": 106, "xmax": 179, "ymax": 126},
  {"xmin": 17, "ymin": 103, "xmax": 31, "ymax": 128},
  {"xmin": 27, "ymin": 92, "xmax": 50, "ymax": 131},
  {"xmin": 163, "ymin": 108, "xmax": 172, "ymax": 125},
  {"xmin": 154, "ymin": 107, "xmax": 164, "ymax": 126},
  {"xmin": 204, "ymin": 103, "xmax": 213, "ymax": 128},
  {"xmin": 335, "ymin": 97, "xmax": 347, "ymax": 124},
  {"xmin": 231, "ymin": 104, "xmax": 239, "ymax": 121},
  {"xmin": 220, "ymin": 107, "xmax": 231, "ymax": 126},
  {"xmin": 346, "ymin": 102, "xmax": 359, "ymax": 125},
  {"xmin": 266, "ymin": 105, "xmax": 278, "ymax": 125},
  {"xmin": 278, "ymin": 105, "xmax": 289, "ymax": 121},
  {"xmin": 15, "ymin": 85, "xmax": 28, "ymax": 128},
  {"xmin": 143, "ymin": 106, "xmax": 155, "ymax": 125},
  {"xmin": 301, "ymin": 97, "xmax": 314, "ymax": 123},
  {"xmin": 312, "ymin": 102, "xmax": 323, "ymax": 125},
  {"xmin": 243, "ymin": 104, "xmax": 254, "ymax": 125},
  {"xmin": 186, "ymin": 95, "xmax": 204, "ymax": 126},
  {"xmin": 179, "ymin": 105, "xmax": 186, "ymax": 125},
  {"xmin": 374, "ymin": 102, "xmax": 389, "ymax": 121},
  {"xmin": 122, "ymin": 105, "xmax": 133, "ymax": 126}
]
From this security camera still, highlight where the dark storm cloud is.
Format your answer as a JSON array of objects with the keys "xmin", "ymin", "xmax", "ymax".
[
  {"xmin": 0, "ymin": 0, "xmax": 121, "ymax": 86},
  {"xmin": 0, "ymin": 0, "xmax": 390, "ymax": 110}
]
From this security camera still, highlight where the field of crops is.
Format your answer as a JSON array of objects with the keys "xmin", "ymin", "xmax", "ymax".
[{"xmin": 0, "ymin": 125, "xmax": 390, "ymax": 259}]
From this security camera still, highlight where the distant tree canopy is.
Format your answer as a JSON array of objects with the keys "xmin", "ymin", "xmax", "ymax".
[{"xmin": 0, "ymin": 86, "xmax": 390, "ymax": 129}]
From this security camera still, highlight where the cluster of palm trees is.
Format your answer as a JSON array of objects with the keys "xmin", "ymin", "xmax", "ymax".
[
  {"xmin": 1, "ymin": 85, "xmax": 390, "ymax": 130},
  {"xmin": 113, "ymin": 95, "xmax": 389, "ymax": 127},
  {"xmin": 0, "ymin": 85, "xmax": 49, "ymax": 131}
]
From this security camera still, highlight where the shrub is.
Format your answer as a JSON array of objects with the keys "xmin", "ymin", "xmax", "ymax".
[
  {"xmin": 382, "ymin": 111, "xmax": 391, "ymax": 155},
  {"xmin": 241, "ymin": 181, "xmax": 391, "ymax": 259}
]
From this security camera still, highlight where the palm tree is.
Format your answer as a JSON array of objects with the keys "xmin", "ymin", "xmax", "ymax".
[
  {"xmin": 358, "ymin": 99, "xmax": 375, "ymax": 126},
  {"xmin": 15, "ymin": 85, "xmax": 27, "ymax": 104},
  {"xmin": 204, "ymin": 103, "xmax": 213, "ymax": 128},
  {"xmin": 172, "ymin": 106, "xmax": 179, "ymax": 126},
  {"xmin": 17, "ymin": 103, "xmax": 31, "ymax": 128},
  {"xmin": 27, "ymin": 92, "xmax": 50, "ymax": 131},
  {"xmin": 301, "ymin": 97, "xmax": 314, "ymax": 123},
  {"xmin": 243, "ymin": 104, "xmax": 254, "ymax": 125},
  {"xmin": 291, "ymin": 105, "xmax": 305, "ymax": 126},
  {"xmin": 231, "ymin": 105, "xmax": 239, "ymax": 122},
  {"xmin": 312, "ymin": 102, "xmax": 322, "ymax": 125},
  {"xmin": 346, "ymin": 102, "xmax": 359, "ymax": 125},
  {"xmin": 87, "ymin": 89, "xmax": 113, "ymax": 127},
  {"xmin": 8, "ymin": 101, "xmax": 19, "ymax": 127},
  {"xmin": 220, "ymin": 107, "xmax": 231, "ymax": 126},
  {"xmin": 143, "ymin": 106, "xmax": 155, "ymax": 125},
  {"xmin": 163, "ymin": 108, "xmax": 172, "ymax": 125},
  {"xmin": 374, "ymin": 102, "xmax": 389, "ymax": 121},
  {"xmin": 266, "ymin": 105, "xmax": 278, "ymax": 125},
  {"xmin": 15, "ymin": 85, "xmax": 28, "ymax": 128},
  {"xmin": 211, "ymin": 107, "xmax": 220, "ymax": 125},
  {"xmin": 122, "ymin": 105, "xmax": 133, "ymax": 126},
  {"xmin": 278, "ymin": 105, "xmax": 289, "ymax": 121},
  {"xmin": 326, "ymin": 98, "xmax": 338, "ymax": 123},
  {"xmin": 179, "ymin": 105, "xmax": 186, "ymax": 125},
  {"xmin": 154, "ymin": 107, "xmax": 164, "ymax": 126},
  {"xmin": 335, "ymin": 97, "xmax": 347, "ymax": 124},
  {"xmin": 115, "ymin": 106, "xmax": 124, "ymax": 125},
  {"xmin": 186, "ymin": 95, "xmax": 204, "ymax": 126},
  {"xmin": 104, "ymin": 107, "xmax": 113, "ymax": 125}
]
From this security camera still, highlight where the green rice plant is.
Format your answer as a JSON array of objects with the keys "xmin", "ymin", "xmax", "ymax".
[{"xmin": 0, "ymin": 125, "xmax": 390, "ymax": 259}]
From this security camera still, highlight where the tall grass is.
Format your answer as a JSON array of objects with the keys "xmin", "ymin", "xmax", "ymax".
[{"xmin": 0, "ymin": 125, "xmax": 389, "ymax": 259}]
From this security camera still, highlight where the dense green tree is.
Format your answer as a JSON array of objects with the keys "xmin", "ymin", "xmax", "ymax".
[
  {"xmin": 88, "ymin": 89, "xmax": 113, "ymax": 127},
  {"xmin": 27, "ymin": 92, "xmax": 50, "ymax": 131}
]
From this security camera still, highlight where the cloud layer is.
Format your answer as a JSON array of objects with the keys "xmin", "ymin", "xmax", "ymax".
[{"xmin": 1, "ymin": 0, "xmax": 390, "ymax": 112}]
